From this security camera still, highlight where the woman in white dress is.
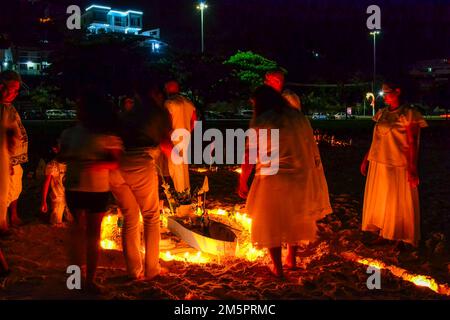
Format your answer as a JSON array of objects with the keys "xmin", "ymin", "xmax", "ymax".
[
  {"xmin": 239, "ymin": 85, "xmax": 332, "ymax": 277},
  {"xmin": 361, "ymin": 82, "xmax": 428, "ymax": 247}
]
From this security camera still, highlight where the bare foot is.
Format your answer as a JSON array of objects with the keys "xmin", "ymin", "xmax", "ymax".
[
  {"xmin": 284, "ymin": 262, "xmax": 297, "ymax": 271},
  {"xmin": 269, "ymin": 264, "xmax": 284, "ymax": 278},
  {"xmin": 144, "ymin": 266, "xmax": 169, "ymax": 281},
  {"xmin": 11, "ymin": 216, "xmax": 22, "ymax": 227},
  {"xmin": 284, "ymin": 255, "xmax": 297, "ymax": 270},
  {"xmin": 51, "ymin": 222, "xmax": 65, "ymax": 228}
]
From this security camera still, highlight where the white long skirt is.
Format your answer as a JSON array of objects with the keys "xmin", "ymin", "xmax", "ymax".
[
  {"xmin": 246, "ymin": 171, "xmax": 332, "ymax": 249},
  {"xmin": 362, "ymin": 161, "xmax": 420, "ymax": 246}
]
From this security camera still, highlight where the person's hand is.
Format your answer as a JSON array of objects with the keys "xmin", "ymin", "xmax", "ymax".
[
  {"xmin": 40, "ymin": 202, "xmax": 48, "ymax": 213},
  {"xmin": 160, "ymin": 140, "xmax": 173, "ymax": 159},
  {"xmin": 408, "ymin": 167, "xmax": 419, "ymax": 188},
  {"xmin": 360, "ymin": 159, "xmax": 369, "ymax": 176},
  {"xmin": 237, "ymin": 184, "xmax": 248, "ymax": 199}
]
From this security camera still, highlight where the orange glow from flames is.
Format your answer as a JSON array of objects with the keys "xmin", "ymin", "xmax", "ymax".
[
  {"xmin": 101, "ymin": 207, "xmax": 266, "ymax": 263},
  {"xmin": 343, "ymin": 252, "xmax": 450, "ymax": 296}
]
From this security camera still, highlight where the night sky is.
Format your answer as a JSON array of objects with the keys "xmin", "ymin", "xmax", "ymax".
[{"xmin": 2, "ymin": 0, "xmax": 450, "ymax": 82}]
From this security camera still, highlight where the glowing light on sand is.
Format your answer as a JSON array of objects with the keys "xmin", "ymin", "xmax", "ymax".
[
  {"xmin": 160, "ymin": 251, "xmax": 209, "ymax": 264},
  {"xmin": 101, "ymin": 206, "xmax": 266, "ymax": 263},
  {"xmin": 343, "ymin": 252, "xmax": 450, "ymax": 296}
]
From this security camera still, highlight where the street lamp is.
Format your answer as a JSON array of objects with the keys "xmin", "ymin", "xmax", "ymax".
[
  {"xmin": 196, "ymin": 2, "xmax": 208, "ymax": 53},
  {"xmin": 369, "ymin": 30, "xmax": 381, "ymax": 94}
]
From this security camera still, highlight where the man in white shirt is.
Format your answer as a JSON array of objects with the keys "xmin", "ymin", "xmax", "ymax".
[{"xmin": 164, "ymin": 80, "xmax": 197, "ymax": 193}]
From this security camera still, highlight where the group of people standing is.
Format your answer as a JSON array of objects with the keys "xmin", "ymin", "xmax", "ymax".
[
  {"xmin": 238, "ymin": 71, "xmax": 427, "ymax": 278},
  {"xmin": 0, "ymin": 68, "xmax": 427, "ymax": 288},
  {"xmin": 57, "ymin": 80, "xmax": 197, "ymax": 292}
]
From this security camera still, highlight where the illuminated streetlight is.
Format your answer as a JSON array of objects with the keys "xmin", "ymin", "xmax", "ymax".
[
  {"xmin": 366, "ymin": 92, "xmax": 376, "ymax": 116},
  {"xmin": 196, "ymin": 2, "xmax": 208, "ymax": 53},
  {"xmin": 369, "ymin": 30, "xmax": 381, "ymax": 94}
]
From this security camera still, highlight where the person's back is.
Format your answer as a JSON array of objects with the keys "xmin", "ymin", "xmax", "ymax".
[
  {"xmin": 165, "ymin": 94, "xmax": 195, "ymax": 131},
  {"xmin": 60, "ymin": 124, "xmax": 122, "ymax": 193},
  {"xmin": 251, "ymin": 108, "xmax": 317, "ymax": 174},
  {"xmin": 120, "ymin": 97, "xmax": 171, "ymax": 152}
]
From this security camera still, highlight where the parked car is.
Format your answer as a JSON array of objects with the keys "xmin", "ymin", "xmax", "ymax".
[
  {"xmin": 203, "ymin": 111, "xmax": 224, "ymax": 120},
  {"xmin": 334, "ymin": 112, "xmax": 347, "ymax": 120},
  {"xmin": 238, "ymin": 109, "xmax": 253, "ymax": 119},
  {"xmin": 219, "ymin": 111, "xmax": 236, "ymax": 119},
  {"xmin": 334, "ymin": 112, "xmax": 356, "ymax": 120},
  {"xmin": 312, "ymin": 112, "xmax": 329, "ymax": 120},
  {"xmin": 45, "ymin": 109, "xmax": 67, "ymax": 120},
  {"xmin": 21, "ymin": 110, "xmax": 45, "ymax": 120},
  {"xmin": 63, "ymin": 109, "xmax": 77, "ymax": 119}
]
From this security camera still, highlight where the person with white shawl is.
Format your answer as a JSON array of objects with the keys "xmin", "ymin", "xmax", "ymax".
[{"xmin": 239, "ymin": 85, "xmax": 332, "ymax": 278}]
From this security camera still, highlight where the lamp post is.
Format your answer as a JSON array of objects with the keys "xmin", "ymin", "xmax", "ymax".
[
  {"xmin": 369, "ymin": 30, "xmax": 380, "ymax": 93},
  {"xmin": 197, "ymin": 2, "xmax": 208, "ymax": 53}
]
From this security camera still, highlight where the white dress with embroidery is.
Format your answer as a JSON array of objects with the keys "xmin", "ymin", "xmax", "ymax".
[{"xmin": 362, "ymin": 106, "xmax": 428, "ymax": 246}]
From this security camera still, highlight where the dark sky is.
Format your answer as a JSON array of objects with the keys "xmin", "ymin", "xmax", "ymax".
[{"xmin": 2, "ymin": 0, "xmax": 450, "ymax": 82}]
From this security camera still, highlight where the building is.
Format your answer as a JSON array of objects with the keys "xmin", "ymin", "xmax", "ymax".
[
  {"xmin": 0, "ymin": 47, "xmax": 14, "ymax": 73},
  {"xmin": 14, "ymin": 46, "xmax": 52, "ymax": 76},
  {"xmin": 81, "ymin": 4, "xmax": 167, "ymax": 53}
]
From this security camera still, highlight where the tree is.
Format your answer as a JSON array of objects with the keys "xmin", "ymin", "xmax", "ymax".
[
  {"xmin": 29, "ymin": 85, "xmax": 66, "ymax": 111},
  {"xmin": 223, "ymin": 50, "xmax": 285, "ymax": 91}
]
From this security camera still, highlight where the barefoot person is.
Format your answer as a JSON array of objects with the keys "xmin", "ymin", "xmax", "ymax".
[
  {"xmin": 40, "ymin": 139, "xmax": 73, "ymax": 226},
  {"xmin": 163, "ymin": 80, "xmax": 197, "ymax": 193},
  {"xmin": 239, "ymin": 85, "xmax": 332, "ymax": 278},
  {"xmin": 110, "ymin": 82, "xmax": 172, "ymax": 280},
  {"xmin": 59, "ymin": 88, "xmax": 123, "ymax": 293},
  {"xmin": 361, "ymin": 82, "xmax": 428, "ymax": 247},
  {"xmin": 0, "ymin": 71, "xmax": 28, "ymax": 233}
]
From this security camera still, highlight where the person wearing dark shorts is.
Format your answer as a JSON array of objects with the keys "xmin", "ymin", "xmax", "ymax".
[
  {"xmin": 65, "ymin": 191, "xmax": 110, "ymax": 214},
  {"xmin": 59, "ymin": 88, "xmax": 123, "ymax": 294}
]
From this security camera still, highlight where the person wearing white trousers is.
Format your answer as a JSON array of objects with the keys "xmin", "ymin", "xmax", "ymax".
[{"xmin": 110, "ymin": 148, "xmax": 162, "ymax": 280}]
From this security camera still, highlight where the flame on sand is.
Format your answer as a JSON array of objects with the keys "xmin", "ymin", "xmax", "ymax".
[
  {"xmin": 101, "ymin": 207, "xmax": 266, "ymax": 263},
  {"xmin": 342, "ymin": 252, "xmax": 450, "ymax": 296}
]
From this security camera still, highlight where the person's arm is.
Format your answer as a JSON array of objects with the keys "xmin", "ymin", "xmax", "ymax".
[
  {"xmin": 40, "ymin": 174, "xmax": 52, "ymax": 213},
  {"xmin": 160, "ymin": 137, "xmax": 174, "ymax": 159},
  {"xmin": 238, "ymin": 133, "xmax": 257, "ymax": 199},
  {"xmin": 190, "ymin": 109, "xmax": 198, "ymax": 132},
  {"xmin": 360, "ymin": 151, "xmax": 370, "ymax": 176},
  {"xmin": 406, "ymin": 123, "xmax": 420, "ymax": 187},
  {"xmin": 361, "ymin": 110, "xmax": 382, "ymax": 176}
]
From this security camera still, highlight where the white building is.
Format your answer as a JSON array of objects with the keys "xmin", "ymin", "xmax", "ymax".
[{"xmin": 81, "ymin": 4, "xmax": 167, "ymax": 53}]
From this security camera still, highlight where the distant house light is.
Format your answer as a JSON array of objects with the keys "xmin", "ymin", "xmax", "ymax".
[
  {"xmin": 3, "ymin": 62, "xmax": 7, "ymax": 67},
  {"xmin": 108, "ymin": 10, "xmax": 128, "ymax": 16},
  {"xmin": 26, "ymin": 61, "xmax": 34, "ymax": 68},
  {"xmin": 108, "ymin": 10, "xmax": 143, "ymax": 16},
  {"xmin": 154, "ymin": 43, "xmax": 160, "ymax": 49},
  {"xmin": 86, "ymin": 5, "xmax": 111, "ymax": 11}
]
